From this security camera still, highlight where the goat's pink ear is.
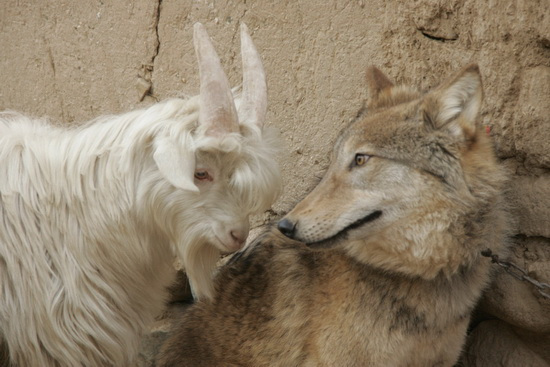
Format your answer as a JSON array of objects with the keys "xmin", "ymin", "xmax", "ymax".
[
  {"xmin": 194, "ymin": 22, "xmax": 239, "ymax": 137},
  {"xmin": 153, "ymin": 136, "xmax": 199, "ymax": 192},
  {"xmin": 238, "ymin": 23, "xmax": 267, "ymax": 128}
]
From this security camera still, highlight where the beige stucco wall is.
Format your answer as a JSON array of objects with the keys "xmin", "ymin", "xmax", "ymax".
[{"xmin": 1, "ymin": 0, "xmax": 549, "ymax": 365}]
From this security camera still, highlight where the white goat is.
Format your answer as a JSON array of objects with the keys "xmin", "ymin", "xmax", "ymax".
[{"xmin": 0, "ymin": 23, "xmax": 280, "ymax": 366}]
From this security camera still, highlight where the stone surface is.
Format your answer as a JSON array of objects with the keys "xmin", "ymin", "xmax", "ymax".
[
  {"xmin": 479, "ymin": 237, "xmax": 550, "ymax": 334},
  {"xmin": 514, "ymin": 66, "xmax": 550, "ymax": 168},
  {"xmin": 461, "ymin": 320, "xmax": 549, "ymax": 366},
  {"xmin": 0, "ymin": 0, "xmax": 549, "ymax": 366},
  {"xmin": 508, "ymin": 176, "xmax": 550, "ymax": 238},
  {"xmin": 0, "ymin": 0, "xmax": 160, "ymax": 123}
]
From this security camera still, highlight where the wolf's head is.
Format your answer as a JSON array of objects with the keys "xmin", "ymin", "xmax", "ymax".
[{"xmin": 278, "ymin": 65, "xmax": 508, "ymax": 278}]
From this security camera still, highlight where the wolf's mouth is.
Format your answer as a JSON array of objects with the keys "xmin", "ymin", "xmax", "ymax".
[{"xmin": 306, "ymin": 210, "xmax": 382, "ymax": 249}]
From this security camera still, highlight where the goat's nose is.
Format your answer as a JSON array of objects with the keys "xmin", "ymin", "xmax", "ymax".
[
  {"xmin": 230, "ymin": 230, "xmax": 248, "ymax": 246},
  {"xmin": 277, "ymin": 218, "xmax": 296, "ymax": 239}
]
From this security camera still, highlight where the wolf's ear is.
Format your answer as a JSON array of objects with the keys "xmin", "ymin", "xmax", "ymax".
[
  {"xmin": 422, "ymin": 64, "xmax": 483, "ymax": 139},
  {"xmin": 153, "ymin": 136, "xmax": 199, "ymax": 192},
  {"xmin": 365, "ymin": 66, "xmax": 395, "ymax": 109}
]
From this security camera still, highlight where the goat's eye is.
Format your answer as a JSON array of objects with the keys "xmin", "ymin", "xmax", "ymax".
[
  {"xmin": 354, "ymin": 154, "xmax": 370, "ymax": 167},
  {"xmin": 194, "ymin": 170, "xmax": 212, "ymax": 181}
]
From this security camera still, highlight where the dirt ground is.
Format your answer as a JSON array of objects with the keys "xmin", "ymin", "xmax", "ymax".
[{"xmin": 1, "ymin": 0, "xmax": 549, "ymax": 365}]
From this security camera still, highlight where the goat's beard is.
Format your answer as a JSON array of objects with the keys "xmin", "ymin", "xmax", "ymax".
[{"xmin": 178, "ymin": 234, "xmax": 220, "ymax": 301}]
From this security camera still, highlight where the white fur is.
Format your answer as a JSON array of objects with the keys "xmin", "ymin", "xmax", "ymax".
[
  {"xmin": 0, "ymin": 23, "xmax": 280, "ymax": 366},
  {"xmin": 438, "ymin": 70, "xmax": 482, "ymax": 129}
]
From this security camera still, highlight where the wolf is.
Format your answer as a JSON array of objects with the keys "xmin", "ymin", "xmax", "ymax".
[{"xmin": 156, "ymin": 65, "xmax": 510, "ymax": 367}]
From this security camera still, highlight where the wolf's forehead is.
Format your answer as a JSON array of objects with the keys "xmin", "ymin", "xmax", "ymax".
[{"xmin": 343, "ymin": 113, "xmax": 411, "ymax": 147}]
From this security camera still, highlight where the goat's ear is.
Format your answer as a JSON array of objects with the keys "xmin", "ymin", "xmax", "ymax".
[
  {"xmin": 365, "ymin": 66, "xmax": 395, "ymax": 109},
  {"xmin": 422, "ymin": 64, "xmax": 482, "ymax": 139},
  {"xmin": 237, "ymin": 23, "xmax": 267, "ymax": 128},
  {"xmin": 153, "ymin": 137, "xmax": 199, "ymax": 192},
  {"xmin": 194, "ymin": 22, "xmax": 239, "ymax": 138}
]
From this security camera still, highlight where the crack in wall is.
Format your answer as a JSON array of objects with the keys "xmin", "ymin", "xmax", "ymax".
[
  {"xmin": 419, "ymin": 30, "xmax": 458, "ymax": 42},
  {"xmin": 45, "ymin": 40, "xmax": 67, "ymax": 122},
  {"xmin": 151, "ymin": 0, "xmax": 163, "ymax": 72},
  {"xmin": 138, "ymin": 0, "xmax": 162, "ymax": 102}
]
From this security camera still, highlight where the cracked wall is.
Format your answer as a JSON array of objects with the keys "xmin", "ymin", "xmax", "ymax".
[{"xmin": 1, "ymin": 0, "xmax": 549, "ymax": 365}]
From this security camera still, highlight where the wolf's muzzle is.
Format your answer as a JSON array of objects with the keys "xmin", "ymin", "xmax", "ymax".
[{"xmin": 278, "ymin": 210, "xmax": 383, "ymax": 246}]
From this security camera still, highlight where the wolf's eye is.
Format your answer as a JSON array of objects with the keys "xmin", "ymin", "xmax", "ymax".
[
  {"xmin": 194, "ymin": 170, "xmax": 212, "ymax": 181},
  {"xmin": 354, "ymin": 154, "xmax": 370, "ymax": 166}
]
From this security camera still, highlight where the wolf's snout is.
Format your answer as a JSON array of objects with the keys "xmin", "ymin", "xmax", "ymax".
[{"xmin": 277, "ymin": 218, "xmax": 296, "ymax": 239}]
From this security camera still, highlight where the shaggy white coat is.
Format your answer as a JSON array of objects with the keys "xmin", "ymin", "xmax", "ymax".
[{"xmin": 0, "ymin": 24, "xmax": 280, "ymax": 366}]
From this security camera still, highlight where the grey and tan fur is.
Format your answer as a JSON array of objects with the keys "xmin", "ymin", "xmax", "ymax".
[{"xmin": 157, "ymin": 65, "xmax": 510, "ymax": 367}]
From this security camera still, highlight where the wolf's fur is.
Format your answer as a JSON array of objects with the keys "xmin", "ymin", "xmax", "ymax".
[
  {"xmin": 157, "ymin": 65, "xmax": 510, "ymax": 367},
  {"xmin": 0, "ymin": 24, "xmax": 280, "ymax": 366}
]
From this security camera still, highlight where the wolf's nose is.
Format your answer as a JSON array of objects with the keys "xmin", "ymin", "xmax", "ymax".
[{"xmin": 277, "ymin": 218, "xmax": 296, "ymax": 239}]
